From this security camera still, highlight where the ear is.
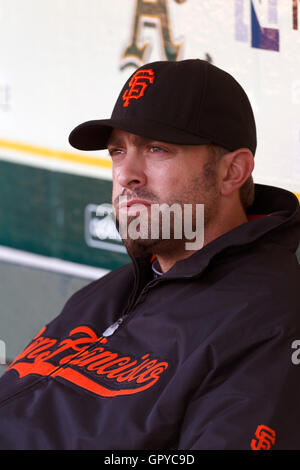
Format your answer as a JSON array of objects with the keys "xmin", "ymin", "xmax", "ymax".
[{"xmin": 219, "ymin": 148, "xmax": 254, "ymax": 197}]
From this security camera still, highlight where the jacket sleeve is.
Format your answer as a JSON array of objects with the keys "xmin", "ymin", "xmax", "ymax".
[{"xmin": 177, "ymin": 326, "xmax": 300, "ymax": 450}]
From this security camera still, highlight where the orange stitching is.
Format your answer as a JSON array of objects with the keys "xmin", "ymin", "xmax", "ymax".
[
  {"xmin": 251, "ymin": 424, "xmax": 276, "ymax": 450},
  {"xmin": 123, "ymin": 69, "xmax": 155, "ymax": 107}
]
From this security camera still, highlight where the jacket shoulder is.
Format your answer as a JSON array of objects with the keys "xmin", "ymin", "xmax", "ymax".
[
  {"xmin": 63, "ymin": 261, "xmax": 134, "ymax": 308},
  {"xmin": 41, "ymin": 262, "xmax": 135, "ymax": 334},
  {"xmin": 210, "ymin": 242, "xmax": 300, "ymax": 342}
]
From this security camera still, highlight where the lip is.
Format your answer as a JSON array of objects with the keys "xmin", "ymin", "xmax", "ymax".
[
  {"xmin": 127, "ymin": 199, "xmax": 151, "ymax": 207},
  {"xmin": 119, "ymin": 199, "xmax": 152, "ymax": 209}
]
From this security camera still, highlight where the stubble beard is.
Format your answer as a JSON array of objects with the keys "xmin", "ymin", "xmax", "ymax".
[{"xmin": 115, "ymin": 161, "xmax": 220, "ymax": 258}]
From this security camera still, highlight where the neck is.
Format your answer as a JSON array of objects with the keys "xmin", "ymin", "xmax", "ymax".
[{"xmin": 155, "ymin": 204, "xmax": 248, "ymax": 273}]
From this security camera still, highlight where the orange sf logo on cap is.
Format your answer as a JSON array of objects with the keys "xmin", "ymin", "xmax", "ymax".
[{"xmin": 123, "ymin": 69, "xmax": 155, "ymax": 107}]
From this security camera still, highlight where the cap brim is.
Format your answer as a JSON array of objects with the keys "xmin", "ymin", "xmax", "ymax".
[{"xmin": 68, "ymin": 118, "xmax": 212, "ymax": 151}]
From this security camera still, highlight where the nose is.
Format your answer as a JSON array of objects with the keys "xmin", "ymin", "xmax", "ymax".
[{"xmin": 114, "ymin": 149, "xmax": 147, "ymax": 190}]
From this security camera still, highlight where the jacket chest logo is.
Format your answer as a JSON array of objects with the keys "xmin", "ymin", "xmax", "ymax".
[{"xmin": 7, "ymin": 325, "xmax": 169, "ymax": 398}]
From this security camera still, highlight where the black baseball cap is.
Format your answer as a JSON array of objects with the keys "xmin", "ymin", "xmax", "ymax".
[{"xmin": 69, "ymin": 59, "xmax": 257, "ymax": 155}]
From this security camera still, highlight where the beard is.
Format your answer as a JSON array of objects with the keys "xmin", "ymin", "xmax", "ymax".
[{"xmin": 114, "ymin": 161, "xmax": 220, "ymax": 258}]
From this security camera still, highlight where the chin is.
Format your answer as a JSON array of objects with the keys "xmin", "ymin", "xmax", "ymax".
[
  {"xmin": 122, "ymin": 238, "xmax": 158, "ymax": 258},
  {"xmin": 122, "ymin": 237, "xmax": 185, "ymax": 258}
]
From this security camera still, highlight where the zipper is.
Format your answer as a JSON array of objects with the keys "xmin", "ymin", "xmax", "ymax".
[
  {"xmin": 111, "ymin": 268, "xmax": 206, "ymax": 336},
  {"xmin": 101, "ymin": 255, "xmax": 205, "ymax": 338},
  {"xmin": 101, "ymin": 255, "xmax": 148, "ymax": 338},
  {"xmin": 102, "ymin": 276, "xmax": 162, "ymax": 337}
]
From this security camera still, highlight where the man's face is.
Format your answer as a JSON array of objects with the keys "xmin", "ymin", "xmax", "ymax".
[{"xmin": 108, "ymin": 129, "xmax": 221, "ymax": 257}]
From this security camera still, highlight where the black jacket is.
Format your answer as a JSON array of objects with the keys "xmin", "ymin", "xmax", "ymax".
[{"xmin": 0, "ymin": 183, "xmax": 300, "ymax": 450}]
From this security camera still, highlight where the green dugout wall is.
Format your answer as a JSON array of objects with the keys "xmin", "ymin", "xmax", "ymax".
[{"xmin": 0, "ymin": 160, "xmax": 130, "ymax": 374}]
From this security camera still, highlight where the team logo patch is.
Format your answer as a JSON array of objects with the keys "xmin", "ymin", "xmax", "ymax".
[
  {"xmin": 7, "ymin": 325, "xmax": 169, "ymax": 398},
  {"xmin": 251, "ymin": 424, "xmax": 276, "ymax": 450},
  {"xmin": 120, "ymin": 0, "xmax": 186, "ymax": 70},
  {"xmin": 122, "ymin": 69, "xmax": 155, "ymax": 107}
]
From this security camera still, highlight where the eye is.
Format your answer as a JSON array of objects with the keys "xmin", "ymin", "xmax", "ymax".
[
  {"xmin": 149, "ymin": 145, "xmax": 166, "ymax": 153},
  {"xmin": 108, "ymin": 147, "xmax": 124, "ymax": 158}
]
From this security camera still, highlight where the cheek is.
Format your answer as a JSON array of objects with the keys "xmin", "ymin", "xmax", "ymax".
[
  {"xmin": 111, "ymin": 175, "xmax": 120, "ymax": 204},
  {"xmin": 147, "ymin": 163, "xmax": 185, "ymax": 194}
]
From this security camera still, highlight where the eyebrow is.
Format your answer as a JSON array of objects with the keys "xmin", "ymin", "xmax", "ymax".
[{"xmin": 107, "ymin": 134, "xmax": 159, "ymax": 148}]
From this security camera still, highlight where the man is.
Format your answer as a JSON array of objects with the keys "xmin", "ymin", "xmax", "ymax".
[{"xmin": 0, "ymin": 59, "xmax": 300, "ymax": 450}]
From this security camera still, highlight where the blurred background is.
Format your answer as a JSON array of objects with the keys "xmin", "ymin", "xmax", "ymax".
[{"xmin": 0, "ymin": 0, "xmax": 300, "ymax": 374}]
